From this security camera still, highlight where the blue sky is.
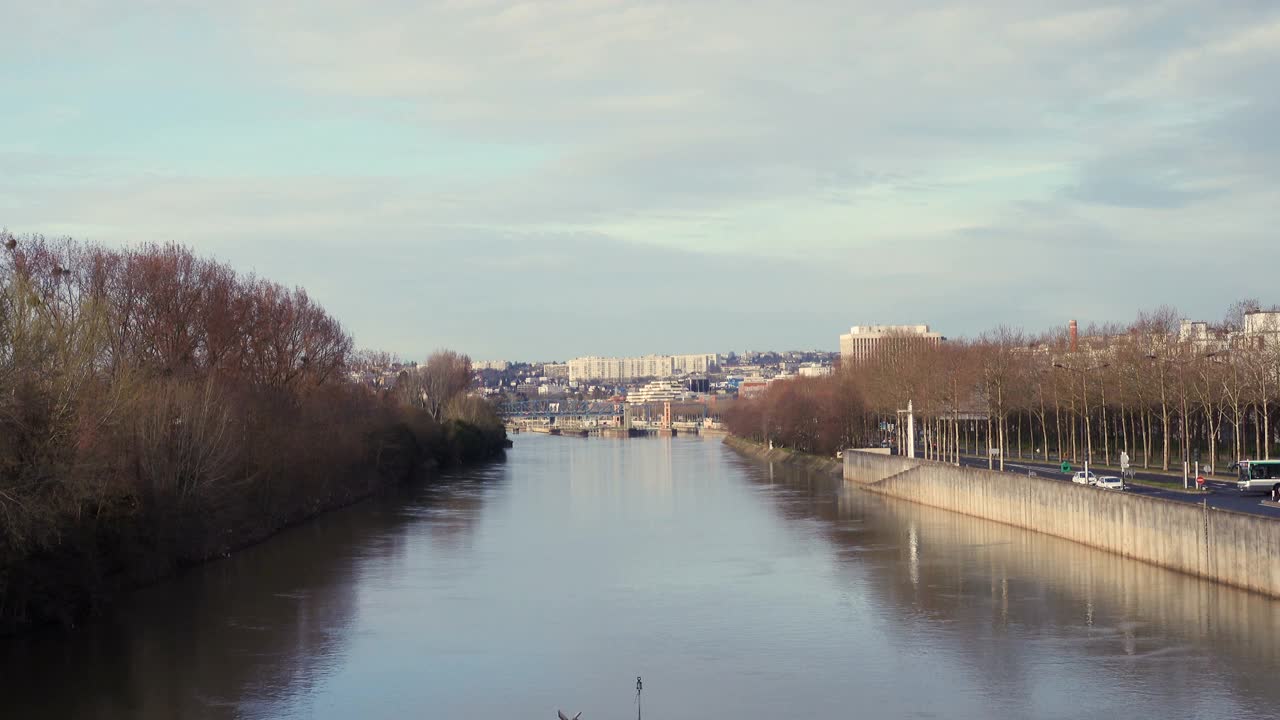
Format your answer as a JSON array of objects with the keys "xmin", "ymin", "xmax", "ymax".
[{"xmin": 3, "ymin": 1, "xmax": 1279, "ymax": 361}]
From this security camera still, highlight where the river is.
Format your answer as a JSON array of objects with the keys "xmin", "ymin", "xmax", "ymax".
[{"xmin": 3, "ymin": 434, "xmax": 1279, "ymax": 719}]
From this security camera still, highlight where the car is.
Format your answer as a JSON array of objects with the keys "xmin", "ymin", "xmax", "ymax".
[
  {"xmin": 1071, "ymin": 470, "xmax": 1098, "ymax": 485},
  {"xmin": 1094, "ymin": 475, "xmax": 1125, "ymax": 491}
]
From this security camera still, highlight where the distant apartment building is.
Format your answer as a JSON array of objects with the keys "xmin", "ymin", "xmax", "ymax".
[
  {"xmin": 541, "ymin": 363, "xmax": 570, "ymax": 380},
  {"xmin": 839, "ymin": 325, "xmax": 943, "ymax": 364},
  {"xmin": 797, "ymin": 363, "xmax": 832, "ymax": 378},
  {"xmin": 474, "ymin": 360, "xmax": 509, "ymax": 371},
  {"xmin": 568, "ymin": 353, "xmax": 718, "ymax": 382}
]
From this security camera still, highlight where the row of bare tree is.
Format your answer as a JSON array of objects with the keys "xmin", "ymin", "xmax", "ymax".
[
  {"xmin": 726, "ymin": 305, "xmax": 1280, "ymax": 472},
  {"xmin": 0, "ymin": 232, "xmax": 504, "ymax": 632}
]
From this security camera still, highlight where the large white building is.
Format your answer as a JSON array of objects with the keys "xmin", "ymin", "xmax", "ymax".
[
  {"xmin": 839, "ymin": 324, "xmax": 944, "ymax": 364},
  {"xmin": 568, "ymin": 353, "xmax": 718, "ymax": 382},
  {"xmin": 1240, "ymin": 310, "xmax": 1280, "ymax": 348}
]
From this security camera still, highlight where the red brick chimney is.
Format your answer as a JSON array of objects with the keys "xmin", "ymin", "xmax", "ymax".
[{"xmin": 1069, "ymin": 319, "xmax": 1078, "ymax": 353}]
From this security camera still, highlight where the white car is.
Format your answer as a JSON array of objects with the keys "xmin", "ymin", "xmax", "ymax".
[
  {"xmin": 1094, "ymin": 475, "xmax": 1125, "ymax": 491},
  {"xmin": 1071, "ymin": 470, "xmax": 1097, "ymax": 485}
]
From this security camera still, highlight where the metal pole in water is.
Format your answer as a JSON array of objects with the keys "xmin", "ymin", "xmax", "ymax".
[{"xmin": 636, "ymin": 676, "xmax": 642, "ymax": 720}]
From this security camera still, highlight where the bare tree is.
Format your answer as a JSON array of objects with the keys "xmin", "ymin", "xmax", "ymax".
[{"xmin": 418, "ymin": 350, "xmax": 474, "ymax": 422}]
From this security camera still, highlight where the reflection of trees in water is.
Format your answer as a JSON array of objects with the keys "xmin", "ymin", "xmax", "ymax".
[
  {"xmin": 739, "ymin": 459, "xmax": 1280, "ymax": 705},
  {"xmin": 0, "ymin": 463, "xmax": 505, "ymax": 719},
  {"xmin": 411, "ymin": 465, "xmax": 506, "ymax": 554}
]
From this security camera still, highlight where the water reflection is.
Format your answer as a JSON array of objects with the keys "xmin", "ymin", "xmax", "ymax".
[
  {"xmin": 0, "ymin": 467, "xmax": 503, "ymax": 720},
  {"xmin": 3, "ymin": 436, "xmax": 1279, "ymax": 720},
  {"xmin": 738, "ymin": 455, "xmax": 1280, "ymax": 718}
]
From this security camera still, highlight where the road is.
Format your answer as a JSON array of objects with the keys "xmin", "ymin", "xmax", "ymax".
[{"xmin": 920, "ymin": 452, "xmax": 1280, "ymax": 518}]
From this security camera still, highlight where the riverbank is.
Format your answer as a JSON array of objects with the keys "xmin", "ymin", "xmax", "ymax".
[
  {"xmin": 1, "ymin": 420, "xmax": 506, "ymax": 636},
  {"xmin": 844, "ymin": 450, "xmax": 1280, "ymax": 598},
  {"xmin": 721, "ymin": 435, "xmax": 842, "ymax": 476}
]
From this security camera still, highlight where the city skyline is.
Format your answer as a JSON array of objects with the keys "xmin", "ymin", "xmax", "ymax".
[{"xmin": 5, "ymin": 2, "xmax": 1279, "ymax": 360}]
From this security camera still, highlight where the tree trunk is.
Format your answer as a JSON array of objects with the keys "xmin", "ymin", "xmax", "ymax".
[
  {"xmin": 1099, "ymin": 384, "xmax": 1109, "ymax": 465},
  {"xmin": 1161, "ymin": 397, "xmax": 1171, "ymax": 471},
  {"xmin": 1265, "ymin": 401, "xmax": 1272, "ymax": 460},
  {"xmin": 1141, "ymin": 410, "xmax": 1151, "ymax": 469},
  {"xmin": 1054, "ymin": 394, "xmax": 1063, "ymax": 460},
  {"xmin": 998, "ymin": 413, "xmax": 1006, "ymax": 472},
  {"xmin": 986, "ymin": 415, "xmax": 993, "ymax": 469},
  {"xmin": 954, "ymin": 412, "xmax": 960, "ymax": 465},
  {"xmin": 1120, "ymin": 404, "xmax": 1129, "ymax": 458}
]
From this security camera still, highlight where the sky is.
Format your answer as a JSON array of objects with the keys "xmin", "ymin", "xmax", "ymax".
[{"xmin": 2, "ymin": 1, "xmax": 1278, "ymax": 361}]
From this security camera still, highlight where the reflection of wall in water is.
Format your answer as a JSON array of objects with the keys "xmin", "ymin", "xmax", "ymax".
[
  {"xmin": 737, "ymin": 455, "xmax": 1280, "ymax": 709},
  {"xmin": 832, "ymin": 486, "xmax": 1280, "ymax": 702}
]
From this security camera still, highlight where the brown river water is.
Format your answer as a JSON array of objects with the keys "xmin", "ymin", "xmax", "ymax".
[{"xmin": 3, "ymin": 433, "xmax": 1279, "ymax": 719}]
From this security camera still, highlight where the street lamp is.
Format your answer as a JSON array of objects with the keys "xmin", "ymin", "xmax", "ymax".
[{"xmin": 1052, "ymin": 361, "xmax": 1109, "ymax": 478}]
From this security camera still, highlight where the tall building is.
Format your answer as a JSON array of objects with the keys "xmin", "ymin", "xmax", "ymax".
[
  {"xmin": 839, "ymin": 324, "xmax": 943, "ymax": 364},
  {"xmin": 1240, "ymin": 310, "xmax": 1280, "ymax": 348},
  {"xmin": 568, "ymin": 354, "xmax": 718, "ymax": 383}
]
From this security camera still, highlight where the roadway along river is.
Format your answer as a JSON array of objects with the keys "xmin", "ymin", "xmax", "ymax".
[{"xmin": 4, "ymin": 434, "xmax": 1280, "ymax": 719}]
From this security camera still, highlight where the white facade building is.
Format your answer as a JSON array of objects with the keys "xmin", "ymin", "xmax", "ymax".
[
  {"xmin": 797, "ymin": 363, "xmax": 833, "ymax": 377},
  {"xmin": 839, "ymin": 324, "xmax": 943, "ymax": 364},
  {"xmin": 1244, "ymin": 310, "xmax": 1280, "ymax": 335},
  {"xmin": 568, "ymin": 354, "xmax": 718, "ymax": 382},
  {"xmin": 1240, "ymin": 310, "xmax": 1280, "ymax": 349},
  {"xmin": 626, "ymin": 379, "xmax": 690, "ymax": 404}
]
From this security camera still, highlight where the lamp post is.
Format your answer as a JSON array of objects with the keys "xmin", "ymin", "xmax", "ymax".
[{"xmin": 1053, "ymin": 361, "xmax": 1109, "ymax": 480}]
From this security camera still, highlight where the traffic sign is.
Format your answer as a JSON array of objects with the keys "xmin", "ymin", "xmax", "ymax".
[
  {"xmin": 1060, "ymin": 461, "xmax": 1071, "ymax": 473},
  {"xmin": 1120, "ymin": 451, "xmax": 1130, "ymax": 471}
]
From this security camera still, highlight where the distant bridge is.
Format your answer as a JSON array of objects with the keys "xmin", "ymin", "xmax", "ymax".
[
  {"xmin": 499, "ymin": 398, "xmax": 720, "ymax": 437},
  {"xmin": 497, "ymin": 399, "xmax": 623, "ymax": 419}
]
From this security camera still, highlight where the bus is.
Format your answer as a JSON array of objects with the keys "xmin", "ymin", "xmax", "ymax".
[{"xmin": 1236, "ymin": 460, "xmax": 1280, "ymax": 495}]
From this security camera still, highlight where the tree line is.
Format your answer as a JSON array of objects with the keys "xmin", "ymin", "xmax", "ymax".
[
  {"xmin": 725, "ymin": 303, "xmax": 1280, "ymax": 473},
  {"xmin": 0, "ymin": 232, "xmax": 505, "ymax": 633}
]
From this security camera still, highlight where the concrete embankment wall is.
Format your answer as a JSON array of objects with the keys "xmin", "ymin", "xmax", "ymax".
[
  {"xmin": 722, "ymin": 436, "xmax": 842, "ymax": 476},
  {"xmin": 844, "ymin": 451, "xmax": 1280, "ymax": 597}
]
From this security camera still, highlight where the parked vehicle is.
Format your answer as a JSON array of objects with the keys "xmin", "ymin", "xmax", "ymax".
[
  {"xmin": 1236, "ymin": 460, "xmax": 1280, "ymax": 494},
  {"xmin": 1094, "ymin": 476, "xmax": 1125, "ymax": 491},
  {"xmin": 1071, "ymin": 470, "xmax": 1097, "ymax": 485}
]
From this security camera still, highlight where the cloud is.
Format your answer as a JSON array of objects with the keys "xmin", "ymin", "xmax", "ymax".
[{"xmin": 4, "ymin": 1, "xmax": 1280, "ymax": 357}]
